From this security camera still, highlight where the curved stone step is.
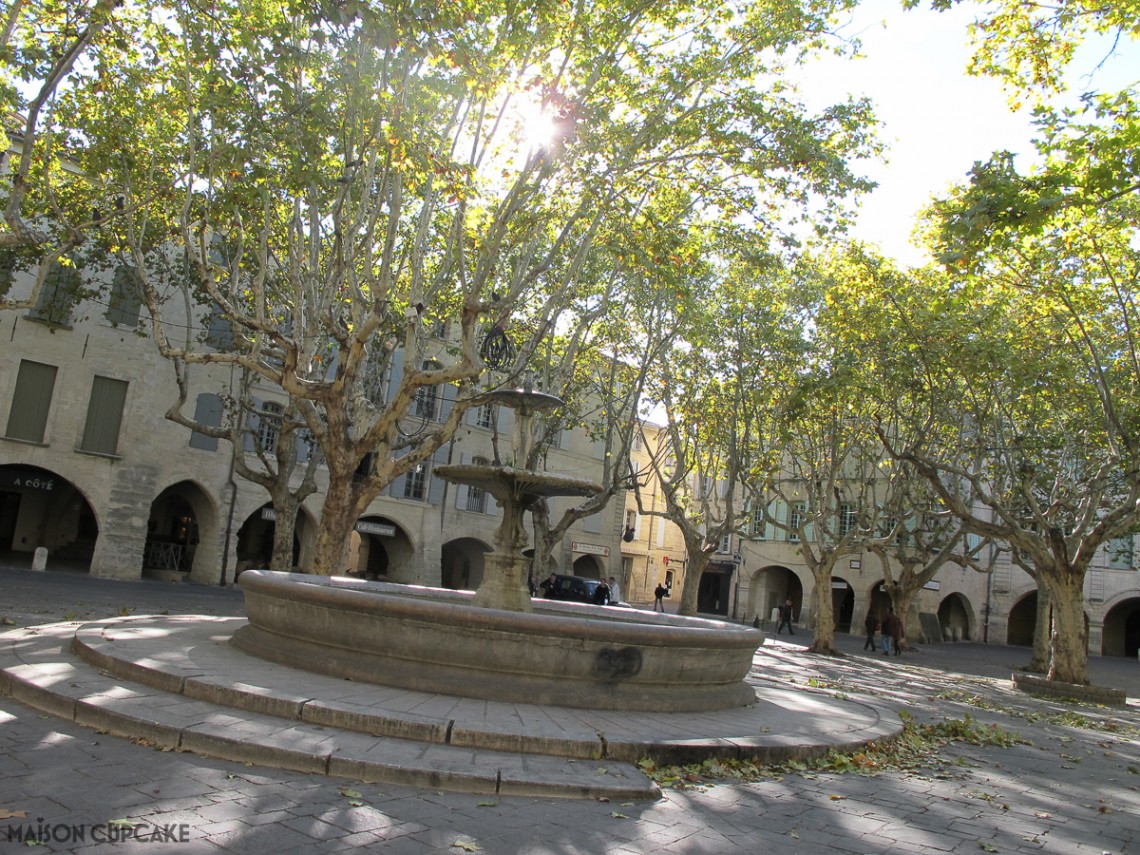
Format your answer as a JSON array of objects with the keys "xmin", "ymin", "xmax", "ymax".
[
  {"xmin": 0, "ymin": 622, "xmax": 658, "ymax": 801},
  {"xmin": 2, "ymin": 616, "xmax": 903, "ymax": 800}
]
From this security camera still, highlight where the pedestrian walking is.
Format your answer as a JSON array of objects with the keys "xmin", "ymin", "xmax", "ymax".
[
  {"xmin": 890, "ymin": 608, "xmax": 904, "ymax": 655},
  {"xmin": 881, "ymin": 607, "xmax": 902, "ymax": 655},
  {"xmin": 653, "ymin": 583, "xmax": 667, "ymax": 612},
  {"xmin": 880, "ymin": 609, "xmax": 893, "ymax": 654},
  {"xmin": 863, "ymin": 608, "xmax": 879, "ymax": 651},
  {"xmin": 776, "ymin": 598, "xmax": 795, "ymax": 635}
]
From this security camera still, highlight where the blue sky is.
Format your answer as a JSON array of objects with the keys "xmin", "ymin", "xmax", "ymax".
[{"xmin": 794, "ymin": 0, "xmax": 1137, "ymax": 267}]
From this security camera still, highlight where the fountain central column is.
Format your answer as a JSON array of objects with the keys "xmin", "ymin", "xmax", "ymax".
[
  {"xmin": 473, "ymin": 485, "xmax": 533, "ymax": 611},
  {"xmin": 436, "ymin": 380, "xmax": 602, "ymax": 612}
]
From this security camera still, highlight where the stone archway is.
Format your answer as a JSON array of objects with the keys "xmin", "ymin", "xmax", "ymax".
[
  {"xmin": 146, "ymin": 481, "xmax": 217, "ymax": 582},
  {"xmin": 937, "ymin": 592, "xmax": 975, "ymax": 641},
  {"xmin": 441, "ymin": 537, "xmax": 492, "ymax": 590},
  {"xmin": 1101, "ymin": 596, "xmax": 1140, "ymax": 657},
  {"xmin": 0, "ymin": 464, "xmax": 99, "ymax": 572},
  {"xmin": 746, "ymin": 565, "xmax": 802, "ymax": 626},
  {"xmin": 235, "ymin": 502, "xmax": 311, "ymax": 575},
  {"xmin": 1007, "ymin": 591, "xmax": 1038, "ymax": 646},
  {"xmin": 830, "ymin": 576, "xmax": 856, "ymax": 633},
  {"xmin": 572, "ymin": 554, "xmax": 603, "ymax": 579},
  {"xmin": 349, "ymin": 516, "xmax": 414, "ymax": 583}
]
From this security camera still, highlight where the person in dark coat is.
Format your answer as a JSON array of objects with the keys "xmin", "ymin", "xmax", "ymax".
[
  {"xmin": 880, "ymin": 608, "xmax": 895, "ymax": 654},
  {"xmin": 863, "ymin": 608, "xmax": 879, "ymax": 651},
  {"xmin": 881, "ymin": 607, "xmax": 903, "ymax": 655},
  {"xmin": 890, "ymin": 608, "xmax": 904, "ymax": 655},
  {"xmin": 776, "ymin": 598, "xmax": 795, "ymax": 635},
  {"xmin": 592, "ymin": 578, "xmax": 611, "ymax": 605}
]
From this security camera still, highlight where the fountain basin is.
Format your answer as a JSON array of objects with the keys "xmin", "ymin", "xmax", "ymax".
[{"xmin": 233, "ymin": 570, "xmax": 763, "ymax": 712}]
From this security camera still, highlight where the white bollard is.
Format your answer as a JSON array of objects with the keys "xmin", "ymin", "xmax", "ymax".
[{"xmin": 32, "ymin": 547, "xmax": 48, "ymax": 571}]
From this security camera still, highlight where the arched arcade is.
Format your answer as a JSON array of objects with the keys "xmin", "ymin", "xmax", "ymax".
[
  {"xmin": 348, "ymin": 515, "xmax": 415, "ymax": 583},
  {"xmin": 0, "ymin": 464, "xmax": 98, "ymax": 570},
  {"xmin": 441, "ymin": 537, "xmax": 492, "ymax": 590},
  {"xmin": 145, "ymin": 481, "xmax": 219, "ymax": 582},
  {"xmin": 1102, "ymin": 595, "xmax": 1140, "ymax": 658},
  {"xmin": 745, "ymin": 565, "xmax": 803, "ymax": 626},
  {"xmin": 235, "ymin": 502, "xmax": 315, "ymax": 574}
]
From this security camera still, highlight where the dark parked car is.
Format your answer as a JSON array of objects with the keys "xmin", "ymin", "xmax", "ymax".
[{"xmin": 543, "ymin": 574, "xmax": 602, "ymax": 604}]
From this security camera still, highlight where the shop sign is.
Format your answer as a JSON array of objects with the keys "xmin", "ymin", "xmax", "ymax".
[
  {"xmin": 571, "ymin": 541, "xmax": 609, "ymax": 557},
  {"xmin": 1, "ymin": 469, "xmax": 56, "ymax": 492},
  {"xmin": 356, "ymin": 521, "xmax": 396, "ymax": 537}
]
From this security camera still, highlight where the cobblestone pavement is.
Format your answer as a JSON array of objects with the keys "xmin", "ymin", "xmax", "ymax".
[{"xmin": 2, "ymin": 566, "xmax": 1139, "ymax": 854}]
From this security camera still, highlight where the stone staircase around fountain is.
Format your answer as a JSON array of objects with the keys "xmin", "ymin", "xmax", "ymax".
[{"xmin": 0, "ymin": 615, "xmax": 902, "ymax": 801}]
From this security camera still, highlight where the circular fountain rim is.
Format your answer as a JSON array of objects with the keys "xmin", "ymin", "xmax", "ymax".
[
  {"xmin": 234, "ymin": 570, "xmax": 764, "ymax": 711},
  {"xmin": 238, "ymin": 569, "xmax": 759, "ymax": 647}
]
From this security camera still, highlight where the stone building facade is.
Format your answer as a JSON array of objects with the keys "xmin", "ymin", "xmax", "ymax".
[
  {"xmin": 619, "ymin": 425, "xmax": 1140, "ymax": 658},
  {"xmin": 0, "ymin": 262, "xmax": 621, "ymax": 588}
]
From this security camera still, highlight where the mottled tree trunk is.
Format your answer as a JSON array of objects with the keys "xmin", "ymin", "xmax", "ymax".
[
  {"xmin": 677, "ymin": 550, "xmax": 710, "ymax": 616},
  {"xmin": 529, "ymin": 501, "xmax": 559, "ymax": 578},
  {"xmin": 1043, "ymin": 569, "xmax": 1089, "ymax": 685},
  {"xmin": 808, "ymin": 564, "xmax": 838, "ymax": 654},
  {"xmin": 309, "ymin": 473, "xmax": 357, "ymax": 576},
  {"xmin": 1027, "ymin": 582, "xmax": 1051, "ymax": 674},
  {"xmin": 270, "ymin": 494, "xmax": 300, "ymax": 572}
]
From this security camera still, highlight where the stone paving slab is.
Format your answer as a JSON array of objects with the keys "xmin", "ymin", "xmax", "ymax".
[
  {"xmin": 3, "ymin": 567, "xmax": 1139, "ymax": 853},
  {"xmin": 0, "ymin": 622, "xmax": 659, "ymax": 801},
  {"xmin": 67, "ymin": 615, "xmax": 901, "ymax": 768}
]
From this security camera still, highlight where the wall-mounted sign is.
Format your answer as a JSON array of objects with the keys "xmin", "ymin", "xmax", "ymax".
[
  {"xmin": 571, "ymin": 541, "xmax": 609, "ymax": 557},
  {"xmin": 357, "ymin": 521, "xmax": 396, "ymax": 537},
  {"xmin": 849, "ymin": 558, "xmax": 861, "ymax": 569},
  {"xmin": 923, "ymin": 580, "xmax": 941, "ymax": 591},
  {"xmin": 1, "ymin": 469, "xmax": 56, "ymax": 492},
  {"xmin": 261, "ymin": 507, "xmax": 276, "ymax": 521}
]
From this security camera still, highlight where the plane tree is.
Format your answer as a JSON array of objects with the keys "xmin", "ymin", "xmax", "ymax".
[
  {"xmin": 2, "ymin": 0, "xmax": 878, "ymax": 578},
  {"xmin": 865, "ymin": 460, "xmax": 993, "ymax": 645},
  {"xmin": 838, "ymin": 221, "xmax": 1140, "ymax": 685},
  {"xmin": 636, "ymin": 247, "xmax": 818, "ymax": 618}
]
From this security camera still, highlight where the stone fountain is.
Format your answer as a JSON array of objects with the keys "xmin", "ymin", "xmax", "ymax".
[
  {"xmin": 434, "ymin": 377, "xmax": 599, "ymax": 612},
  {"xmin": 233, "ymin": 378, "xmax": 763, "ymax": 712}
]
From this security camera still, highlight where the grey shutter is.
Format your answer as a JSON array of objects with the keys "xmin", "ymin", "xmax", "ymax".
[
  {"xmin": 583, "ymin": 509, "xmax": 602, "ymax": 534},
  {"xmin": 106, "ymin": 265, "xmax": 142, "ymax": 327},
  {"xmin": 386, "ymin": 349, "xmax": 405, "ymax": 403},
  {"xmin": 189, "ymin": 393, "xmax": 223, "ymax": 450},
  {"xmin": 6, "ymin": 360, "xmax": 58, "ymax": 443},
  {"xmin": 80, "ymin": 376, "xmax": 128, "ymax": 454},
  {"xmin": 427, "ymin": 446, "xmax": 448, "ymax": 505},
  {"xmin": 453, "ymin": 452, "xmax": 470, "ymax": 509},
  {"xmin": 438, "ymin": 381, "xmax": 456, "ymax": 422},
  {"xmin": 31, "ymin": 260, "xmax": 78, "ymax": 325}
]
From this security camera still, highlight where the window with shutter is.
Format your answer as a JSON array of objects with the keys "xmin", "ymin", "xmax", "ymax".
[
  {"xmin": 79, "ymin": 376, "xmax": 128, "ymax": 455},
  {"xmin": 6, "ymin": 360, "xmax": 58, "ymax": 443}
]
